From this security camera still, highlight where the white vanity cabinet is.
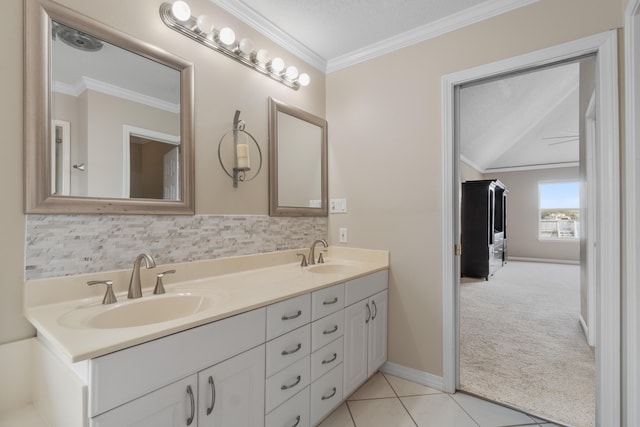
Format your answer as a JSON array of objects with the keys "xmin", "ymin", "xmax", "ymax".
[
  {"xmin": 343, "ymin": 271, "xmax": 389, "ymax": 398},
  {"xmin": 197, "ymin": 345, "xmax": 265, "ymax": 427},
  {"xmin": 89, "ymin": 308, "xmax": 266, "ymax": 427}
]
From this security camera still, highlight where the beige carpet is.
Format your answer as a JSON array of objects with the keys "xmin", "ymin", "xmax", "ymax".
[{"xmin": 459, "ymin": 261, "xmax": 595, "ymax": 427}]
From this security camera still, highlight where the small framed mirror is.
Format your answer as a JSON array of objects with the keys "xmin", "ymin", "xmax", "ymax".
[
  {"xmin": 24, "ymin": 0, "xmax": 195, "ymax": 214},
  {"xmin": 268, "ymin": 98, "xmax": 328, "ymax": 217}
]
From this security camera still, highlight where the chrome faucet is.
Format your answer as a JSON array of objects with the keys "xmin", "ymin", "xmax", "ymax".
[
  {"xmin": 128, "ymin": 253, "xmax": 156, "ymax": 299},
  {"xmin": 308, "ymin": 239, "xmax": 328, "ymax": 265}
]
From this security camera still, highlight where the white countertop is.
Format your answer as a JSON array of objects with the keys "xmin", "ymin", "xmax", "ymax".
[{"xmin": 24, "ymin": 247, "xmax": 389, "ymax": 362}]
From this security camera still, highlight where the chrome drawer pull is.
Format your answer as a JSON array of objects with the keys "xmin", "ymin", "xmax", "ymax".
[
  {"xmin": 186, "ymin": 385, "xmax": 195, "ymax": 426},
  {"xmin": 323, "ymin": 297, "xmax": 338, "ymax": 305},
  {"xmin": 365, "ymin": 303, "xmax": 371, "ymax": 324},
  {"xmin": 282, "ymin": 310, "xmax": 302, "ymax": 321},
  {"xmin": 289, "ymin": 415, "xmax": 301, "ymax": 427},
  {"xmin": 206, "ymin": 376, "xmax": 216, "ymax": 415},
  {"xmin": 281, "ymin": 375, "xmax": 302, "ymax": 390},
  {"xmin": 322, "ymin": 352, "xmax": 338, "ymax": 365},
  {"xmin": 321, "ymin": 387, "xmax": 337, "ymax": 401},
  {"xmin": 323, "ymin": 325, "xmax": 339, "ymax": 335},
  {"xmin": 371, "ymin": 300, "xmax": 378, "ymax": 320},
  {"xmin": 281, "ymin": 342, "xmax": 302, "ymax": 356}
]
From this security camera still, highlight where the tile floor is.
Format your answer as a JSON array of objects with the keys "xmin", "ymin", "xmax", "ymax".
[{"xmin": 318, "ymin": 372, "xmax": 564, "ymax": 427}]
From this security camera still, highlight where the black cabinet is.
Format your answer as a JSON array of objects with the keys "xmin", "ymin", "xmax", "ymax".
[{"xmin": 461, "ymin": 179, "xmax": 507, "ymax": 280}]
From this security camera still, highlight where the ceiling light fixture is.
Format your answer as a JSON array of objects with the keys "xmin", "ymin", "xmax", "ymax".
[{"xmin": 159, "ymin": 1, "xmax": 310, "ymax": 90}]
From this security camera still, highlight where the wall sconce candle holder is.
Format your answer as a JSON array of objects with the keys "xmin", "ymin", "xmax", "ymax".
[
  {"xmin": 218, "ymin": 110, "xmax": 262, "ymax": 188},
  {"xmin": 159, "ymin": 2, "xmax": 310, "ymax": 90}
]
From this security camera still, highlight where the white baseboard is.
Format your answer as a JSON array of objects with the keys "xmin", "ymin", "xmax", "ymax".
[
  {"xmin": 380, "ymin": 361, "xmax": 445, "ymax": 392},
  {"xmin": 508, "ymin": 257, "xmax": 580, "ymax": 265},
  {"xmin": 579, "ymin": 315, "xmax": 595, "ymax": 347}
]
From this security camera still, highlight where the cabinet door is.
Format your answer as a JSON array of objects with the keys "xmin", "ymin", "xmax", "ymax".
[
  {"xmin": 343, "ymin": 299, "xmax": 369, "ymax": 397},
  {"xmin": 198, "ymin": 345, "xmax": 265, "ymax": 427},
  {"xmin": 91, "ymin": 376, "xmax": 197, "ymax": 427},
  {"xmin": 368, "ymin": 291, "xmax": 388, "ymax": 376}
]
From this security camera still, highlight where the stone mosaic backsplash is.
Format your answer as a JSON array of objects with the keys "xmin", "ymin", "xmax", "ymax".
[{"xmin": 25, "ymin": 214, "xmax": 328, "ymax": 280}]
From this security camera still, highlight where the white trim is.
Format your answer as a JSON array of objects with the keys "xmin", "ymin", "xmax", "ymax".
[
  {"xmin": 52, "ymin": 77, "xmax": 180, "ymax": 114},
  {"xmin": 212, "ymin": 0, "xmax": 326, "ymax": 71},
  {"xmin": 122, "ymin": 125, "xmax": 180, "ymax": 198},
  {"xmin": 213, "ymin": 0, "xmax": 538, "ymax": 73},
  {"xmin": 484, "ymin": 162, "xmax": 579, "ymax": 174},
  {"xmin": 580, "ymin": 315, "xmax": 593, "ymax": 347},
  {"xmin": 624, "ymin": 1, "xmax": 640, "ymax": 425},
  {"xmin": 507, "ymin": 257, "xmax": 579, "ymax": 265},
  {"xmin": 584, "ymin": 91, "xmax": 597, "ymax": 347},
  {"xmin": 442, "ymin": 31, "xmax": 620, "ymax": 425},
  {"xmin": 380, "ymin": 362, "xmax": 445, "ymax": 391}
]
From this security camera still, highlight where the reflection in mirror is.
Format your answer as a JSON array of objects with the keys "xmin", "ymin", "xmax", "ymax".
[
  {"xmin": 269, "ymin": 98, "xmax": 327, "ymax": 217},
  {"xmin": 25, "ymin": 0, "xmax": 194, "ymax": 214}
]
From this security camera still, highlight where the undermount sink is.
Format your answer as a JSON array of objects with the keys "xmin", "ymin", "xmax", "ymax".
[
  {"xmin": 307, "ymin": 263, "xmax": 358, "ymax": 275},
  {"xmin": 59, "ymin": 293, "xmax": 211, "ymax": 329}
]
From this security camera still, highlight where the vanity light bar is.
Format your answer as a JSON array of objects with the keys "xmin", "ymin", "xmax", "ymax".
[{"xmin": 159, "ymin": 2, "xmax": 310, "ymax": 90}]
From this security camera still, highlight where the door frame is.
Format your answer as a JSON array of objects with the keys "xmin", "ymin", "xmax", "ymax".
[
  {"xmin": 441, "ymin": 30, "xmax": 620, "ymax": 425},
  {"xmin": 624, "ymin": 1, "xmax": 640, "ymax": 424}
]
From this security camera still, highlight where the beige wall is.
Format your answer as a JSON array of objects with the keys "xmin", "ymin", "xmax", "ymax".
[
  {"xmin": 483, "ymin": 167, "xmax": 580, "ymax": 262},
  {"xmin": 0, "ymin": 0, "xmax": 325, "ymax": 345},
  {"xmin": 327, "ymin": 0, "xmax": 622, "ymax": 375}
]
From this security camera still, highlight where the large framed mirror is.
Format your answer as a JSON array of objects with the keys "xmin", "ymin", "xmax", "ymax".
[
  {"xmin": 24, "ymin": 0, "xmax": 195, "ymax": 214},
  {"xmin": 268, "ymin": 98, "xmax": 328, "ymax": 216}
]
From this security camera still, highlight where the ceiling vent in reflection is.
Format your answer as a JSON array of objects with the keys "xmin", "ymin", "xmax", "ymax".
[{"xmin": 52, "ymin": 22, "xmax": 103, "ymax": 52}]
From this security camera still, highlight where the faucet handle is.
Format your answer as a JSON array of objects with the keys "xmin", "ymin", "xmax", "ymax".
[
  {"xmin": 318, "ymin": 250, "xmax": 327, "ymax": 264},
  {"xmin": 154, "ymin": 270, "xmax": 176, "ymax": 295},
  {"xmin": 88, "ymin": 280, "xmax": 117, "ymax": 305},
  {"xmin": 296, "ymin": 253, "xmax": 308, "ymax": 267}
]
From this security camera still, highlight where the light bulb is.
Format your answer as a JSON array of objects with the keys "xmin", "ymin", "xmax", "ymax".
[
  {"xmin": 253, "ymin": 49, "xmax": 270, "ymax": 65},
  {"xmin": 285, "ymin": 66, "xmax": 299, "ymax": 80},
  {"xmin": 171, "ymin": 1, "xmax": 191, "ymax": 22},
  {"xmin": 238, "ymin": 38, "xmax": 254, "ymax": 56},
  {"xmin": 270, "ymin": 57, "xmax": 285, "ymax": 73},
  {"xmin": 196, "ymin": 15, "xmax": 214, "ymax": 34},
  {"xmin": 298, "ymin": 73, "xmax": 311, "ymax": 87},
  {"xmin": 218, "ymin": 27, "xmax": 235, "ymax": 46}
]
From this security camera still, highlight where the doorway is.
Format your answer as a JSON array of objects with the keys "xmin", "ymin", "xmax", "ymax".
[{"xmin": 441, "ymin": 31, "xmax": 621, "ymax": 426}]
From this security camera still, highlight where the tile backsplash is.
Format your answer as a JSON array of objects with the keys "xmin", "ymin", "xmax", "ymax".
[{"xmin": 26, "ymin": 214, "xmax": 328, "ymax": 280}]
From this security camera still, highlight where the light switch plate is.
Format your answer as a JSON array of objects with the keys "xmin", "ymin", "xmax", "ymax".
[
  {"xmin": 339, "ymin": 228, "xmax": 348, "ymax": 243},
  {"xmin": 330, "ymin": 198, "xmax": 347, "ymax": 213}
]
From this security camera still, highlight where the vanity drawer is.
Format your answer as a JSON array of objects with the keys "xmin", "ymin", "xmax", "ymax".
[
  {"xmin": 265, "ymin": 386, "xmax": 310, "ymax": 427},
  {"xmin": 88, "ymin": 307, "xmax": 265, "ymax": 417},
  {"xmin": 311, "ymin": 336, "xmax": 343, "ymax": 382},
  {"xmin": 345, "ymin": 270, "xmax": 388, "ymax": 306},
  {"xmin": 265, "ymin": 355, "xmax": 310, "ymax": 413},
  {"xmin": 266, "ymin": 324, "xmax": 311, "ymax": 377},
  {"xmin": 267, "ymin": 294, "xmax": 311, "ymax": 340},
  {"xmin": 310, "ymin": 364, "xmax": 343, "ymax": 426},
  {"xmin": 311, "ymin": 283, "xmax": 344, "ymax": 321},
  {"xmin": 310, "ymin": 310, "xmax": 343, "ymax": 352}
]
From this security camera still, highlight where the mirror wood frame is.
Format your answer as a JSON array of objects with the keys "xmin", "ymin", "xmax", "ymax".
[
  {"xmin": 268, "ymin": 98, "xmax": 328, "ymax": 217},
  {"xmin": 24, "ymin": 0, "xmax": 195, "ymax": 214}
]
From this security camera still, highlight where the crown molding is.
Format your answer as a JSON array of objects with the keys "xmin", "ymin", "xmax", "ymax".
[
  {"xmin": 52, "ymin": 77, "xmax": 180, "ymax": 114},
  {"xmin": 327, "ymin": 0, "xmax": 539, "ymax": 72},
  {"xmin": 212, "ymin": 0, "xmax": 538, "ymax": 73},
  {"xmin": 211, "ymin": 0, "xmax": 327, "ymax": 71}
]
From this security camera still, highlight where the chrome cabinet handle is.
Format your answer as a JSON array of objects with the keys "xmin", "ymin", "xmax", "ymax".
[
  {"xmin": 365, "ymin": 303, "xmax": 371, "ymax": 324},
  {"xmin": 186, "ymin": 385, "xmax": 195, "ymax": 426},
  {"xmin": 282, "ymin": 310, "xmax": 302, "ymax": 321},
  {"xmin": 289, "ymin": 415, "xmax": 301, "ymax": 427},
  {"xmin": 281, "ymin": 375, "xmax": 302, "ymax": 390},
  {"xmin": 371, "ymin": 300, "xmax": 378, "ymax": 320},
  {"xmin": 323, "ymin": 297, "xmax": 338, "ymax": 305},
  {"xmin": 321, "ymin": 387, "xmax": 337, "ymax": 401},
  {"xmin": 323, "ymin": 325, "xmax": 338, "ymax": 335},
  {"xmin": 281, "ymin": 342, "xmax": 302, "ymax": 356},
  {"xmin": 206, "ymin": 376, "xmax": 216, "ymax": 416},
  {"xmin": 322, "ymin": 352, "xmax": 338, "ymax": 365}
]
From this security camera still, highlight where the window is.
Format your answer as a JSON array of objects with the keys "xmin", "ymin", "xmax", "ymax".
[{"xmin": 538, "ymin": 181, "xmax": 580, "ymax": 240}]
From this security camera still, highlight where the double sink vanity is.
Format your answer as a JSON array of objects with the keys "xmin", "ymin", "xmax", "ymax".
[{"xmin": 25, "ymin": 246, "xmax": 389, "ymax": 427}]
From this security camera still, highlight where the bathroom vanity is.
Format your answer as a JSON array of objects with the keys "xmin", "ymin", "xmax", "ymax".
[{"xmin": 24, "ymin": 247, "xmax": 389, "ymax": 427}]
